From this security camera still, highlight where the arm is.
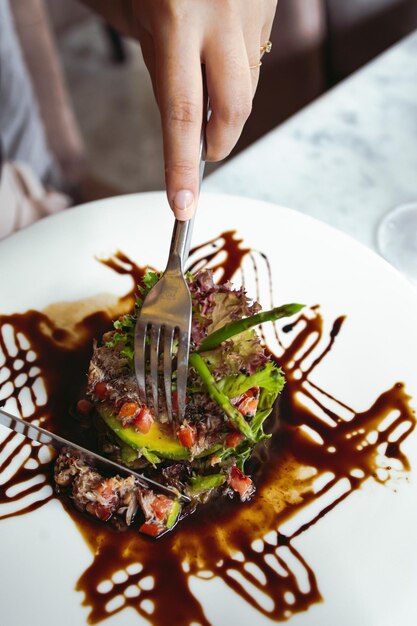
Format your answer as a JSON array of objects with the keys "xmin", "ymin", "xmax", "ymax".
[{"xmin": 81, "ymin": 1, "xmax": 278, "ymax": 220}]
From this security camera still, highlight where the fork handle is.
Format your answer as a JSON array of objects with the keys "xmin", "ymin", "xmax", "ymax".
[{"xmin": 166, "ymin": 218, "xmax": 194, "ymax": 273}]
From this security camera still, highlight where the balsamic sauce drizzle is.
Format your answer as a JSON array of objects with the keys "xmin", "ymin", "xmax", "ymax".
[{"xmin": 0, "ymin": 231, "xmax": 415, "ymax": 625}]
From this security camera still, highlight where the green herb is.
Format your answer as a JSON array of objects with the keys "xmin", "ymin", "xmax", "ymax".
[
  {"xmin": 137, "ymin": 270, "xmax": 160, "ymax": 304},
  {"xmin": 106, "ymin": 270, "xmax": 162, "ymax": 367},
  {"xmin": 141, "ymin": 448, "xmax": 161, "ymax": 467},
  {"xmin": 218, "ymin": 361, "xmax": 284, "ymax": 397},
  {"xmin": 189, "ymin": 352, "xmax": 255, "ymax": 442},
  {"xmin": 120, "ymin": 443, "xmax": 139, "ymax": 464},
  {"xmin": 218, "ymin": 361, "xmax": 285, "ymax": 436}
]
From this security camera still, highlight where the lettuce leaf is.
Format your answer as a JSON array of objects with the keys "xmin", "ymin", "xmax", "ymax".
[
  {"xmin": 218, "ymin": 361, "xmax": 284, "ymax": 397},
  {"xmin": 198, "ymin": 303, "xmax": 304, "ymax": 352},
  {"xmin": 106, "ymin": 270, "xmax": 161, "ymax": 366},
  {"xmin": 217, "ymin": 361, "xmax": 284, "ymax": 436},
  {"xmin": 200, "ymin": 329, "xmax": 268, "ymax": 378},
  {"xmin": 206, "ymin": 292, "xmax": 261, "ymax": 334}
]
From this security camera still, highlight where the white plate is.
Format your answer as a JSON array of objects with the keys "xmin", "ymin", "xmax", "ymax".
[{"xmin": 1, "ymin": 192, "xmax": 417, "ymax": 626}]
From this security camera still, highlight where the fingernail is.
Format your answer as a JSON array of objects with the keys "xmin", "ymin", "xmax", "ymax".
[{"xmin": 173, "ymin": 189, "xmax": 194, "ymax": 212}]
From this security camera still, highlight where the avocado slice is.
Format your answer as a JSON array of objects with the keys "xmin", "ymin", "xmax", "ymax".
[
  {"xmin": 189, "ymin": 473, "xmax": 226, "ymax": 494},
  {"xmin": 98, "ymin": 403, "xmax": 190, "ymax": 461},
  {"xmin": 166, "ymin": 500, "xmax": 181, "ymax": 529}
]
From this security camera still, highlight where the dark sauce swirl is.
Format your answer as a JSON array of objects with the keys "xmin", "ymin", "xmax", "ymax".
[{"xmin": 0, "ymin": 231, "xmax": 414, "ymax": 625}]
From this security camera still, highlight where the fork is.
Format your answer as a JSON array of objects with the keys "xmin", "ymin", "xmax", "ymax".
[{"xmin": 135, "ymin": 93, "xmax": 208, "ymax": 425}]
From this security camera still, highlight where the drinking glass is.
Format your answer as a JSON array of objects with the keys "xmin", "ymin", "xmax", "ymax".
[{"xmin": 377, "ymin": 202, "xmax": 417, "ymax": 285}]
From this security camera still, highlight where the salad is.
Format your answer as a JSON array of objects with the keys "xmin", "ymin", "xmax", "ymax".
[{"xmin": 54, "ymin": 270, "xmax": 302, "ymax": 536}]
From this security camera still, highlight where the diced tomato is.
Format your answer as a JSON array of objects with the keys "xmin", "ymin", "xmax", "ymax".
[
  {"xmin": 226, "ymin": 430, "xmax": 245, "ymax": 448},
  {"xmin": 172, "ymin": 390, "xmax": 189, "ymax": 414},
  {"xmin": 228, "ymin": 465, "xmax": 253, "ymax": 500},
  {"xmin": 172, "ymin": 390, "xmax": 178, "ymax": 414},
  {"xmin": 94, "ymin": 381, "xmax": 108, "ymax": 400},
  {"xmin": 177, "ymin": 423, "xmax": 196, "ymax": 448},
  {"xmin": 95, "ymin": 479, "xmax": 115, "ymax": 498},
  {"xmin": 89, "ymin": 503, "xmax": 114, "ymax": 522},
  {"xmin": 139, "ymin": 522, "xmax": 163, "ymax": 537},
  {"xmin": 134, "ymin": 407, "xmax": 154, "ymax": 434},
  {"xmin": 95, "ymin": 480, "xmax": 119, "ymax": 507},
  {"xmin": 236, "ymin": 387, "xmax": 259, "ymax": 417},
  {"xmin": 150, "ymin": 494, "xmax": 173, "ymax": 521},
  {"xmin": 118, "ymin": 401, "xmax": 140, "ymax": 419},
  {"xmin": 76, "ymin": 399, "xmax": 93, "ymax": 416},
  {"xmin": 90, "ymin": 480, "xmax": 120, "ymax": 521}
]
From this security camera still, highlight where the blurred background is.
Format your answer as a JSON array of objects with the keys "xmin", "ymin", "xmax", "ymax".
[{"xmin": 10, "ymin": 0, "xmax": 417, "ymax": 202}]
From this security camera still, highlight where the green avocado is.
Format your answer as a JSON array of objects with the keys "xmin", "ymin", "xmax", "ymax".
[
  {"xmin": 98, "ymin": 403, "xmax": 190, "ymax": 461},
  {"xmin": 166, "ymin": 500, "xmax": 181, "ymax": 529}
]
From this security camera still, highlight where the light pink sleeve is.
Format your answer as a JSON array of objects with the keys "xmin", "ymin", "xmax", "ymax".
[{"xmin": 0, "ymin": 162, "xmax": 70, "ymax": 241}]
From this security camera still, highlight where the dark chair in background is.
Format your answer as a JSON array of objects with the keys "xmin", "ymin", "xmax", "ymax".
[{"xmin": 242, "ymin": 0, "xmax": 417, "ymax": 152}]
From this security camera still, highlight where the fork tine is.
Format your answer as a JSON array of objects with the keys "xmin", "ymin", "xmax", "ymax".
[
  {"xmin": 163, "ymin": 326, "xmax": 174, "ymax": 423},
  {"xmin": 135, "ymin": 321, "xmax": 148, "ymax": 406},
  {"xmin": 176, "ymin": 328, "xmax": 190, "ymax": 421},
  {"xmin": 150, "ymin": 325, "xmax": 161, "ymax": 418}
]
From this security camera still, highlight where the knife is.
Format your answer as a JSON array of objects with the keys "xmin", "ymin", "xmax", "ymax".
[{"xmin": 0, "ymin": 406, "xmax": 190, "ymax": 503}]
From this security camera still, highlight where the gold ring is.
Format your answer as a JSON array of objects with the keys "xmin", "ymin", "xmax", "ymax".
[
  {"xmin": 260, "ymin": 41, "xmax": 272, "ymax": 56},
  {"xmin": 249, "ymin": 41, "xmax": 272, "ymax": 69}
]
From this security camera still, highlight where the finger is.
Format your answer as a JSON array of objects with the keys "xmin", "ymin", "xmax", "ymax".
[
  {"xmin": 240, "ymin": 5, "xmax": 264, "ymax": 95},
  {"xmin": 137, "ymin": 28, "xmax": 158, "ymax": 100},
  {"xmin": 260, "ymin": 21, "xmax": 274, "ymax": 52},
  {"xmin": 154, "ymin": 29, "xmax": 203, "ymax": 221},
  {"xmin": 262, "ymin": 0, "xmax": 279, "ymax": 34},
  {"xmin": 204, "ymin": 35, "xmax": 253, "ymax": 162},
  {"xmin": 246, "ymin": 33, "xmax": 262, "ymax": 96},
  {"xmin": 248, "ymin": 18, "xmax": 275, "ymax": 96}
]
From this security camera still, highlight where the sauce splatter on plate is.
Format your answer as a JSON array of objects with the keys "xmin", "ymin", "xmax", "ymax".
[{"xmin": 0, "ymin": 232, "xmax": 414, "ymax": 625}]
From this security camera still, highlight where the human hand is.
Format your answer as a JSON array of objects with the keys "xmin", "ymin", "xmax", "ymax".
[{"xmin": 134, "ymin": 0, "xmax": 277, "ymax": 220}]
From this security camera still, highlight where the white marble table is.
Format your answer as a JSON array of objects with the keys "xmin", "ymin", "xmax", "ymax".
[{"xmin": 205, "ymin": 30, "xmax": 417, "ymax": 255}]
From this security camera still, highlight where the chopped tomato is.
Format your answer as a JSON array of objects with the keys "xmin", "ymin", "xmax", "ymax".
[
  {"xmin": 139, "ymin": 522, "xmax": 163, "ymax": 537},
  {"xmin": 150, "ymin": 495, "xmax": 173, "ymax": 520},
  {"xmin": 95, "ymin": 480, "xmax": 119, "ymax": 506},
  {"xmin": 89, "ymin": 503, "xmax": 114, "ymax": 522},
  {"xmin": 226, "ymin": 430, "xmax": 245, "ymax": 448},
  {"xmin": 177, "ymin": 423, "xmax": 196, "ymax": 448},
  {"xmin": 134, "ymin": 407, "xmax": 154, "ymax": 434},
  {"xmin": 172, "ymin": 390, "xmax": 189, "ymax": 414},
  {"xmin": 172, "ymin": 390, "xmax": 178, "ymax": 414},
  {"xmin": 118, "ymin": 402, "xmax": 140, "ymax": 419},
  {"xmin": 94, "ymin": 381, "xmax": 108, "ymax": 400},
  {"xmin": 228, "ymin": 465, "xmax": 253, "ymax": 500},
  {"xmin": 86, "ymin": 480, "xmax": 119, "ymax": 522},
  {"xmin": 76, "ymin": 399, "xmax": 93, "ymax": 416},
  {"xmin": 236, "ymin": 387, "xmax": 259, "ymax": 418}
]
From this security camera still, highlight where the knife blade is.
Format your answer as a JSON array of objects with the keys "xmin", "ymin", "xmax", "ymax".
[{"xmin": 0, "ymin": 406, "xmax": 190, "ymax": 503}]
